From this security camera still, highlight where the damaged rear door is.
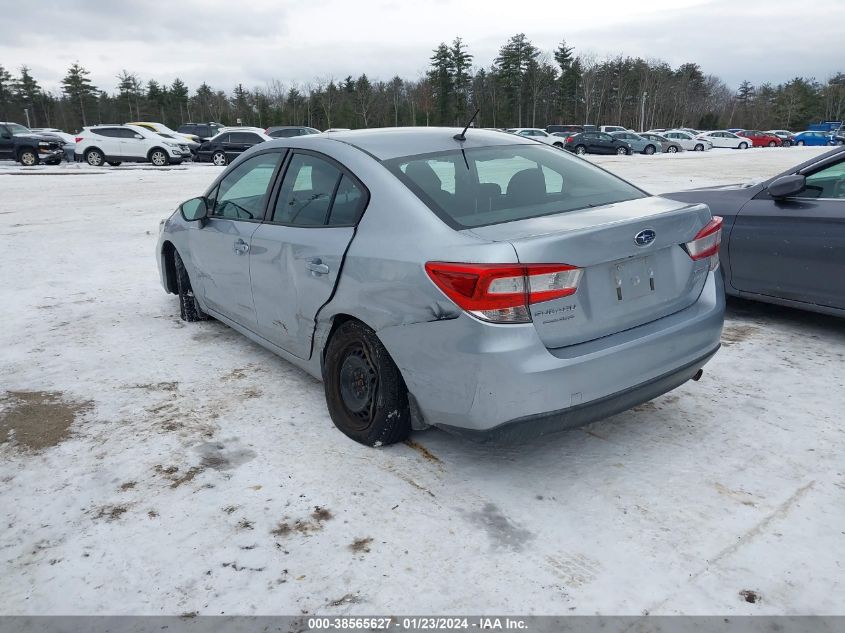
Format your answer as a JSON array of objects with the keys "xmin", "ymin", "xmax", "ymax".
[{"xmin": 249, "ymin": 151, "xmax": 369, "ymax": 359}]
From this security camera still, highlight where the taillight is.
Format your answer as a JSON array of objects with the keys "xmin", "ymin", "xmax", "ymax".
[
  {"xmin": 425, "ymin": 262, "xmax": 582, "ymax": 323},
  {"xmin": 566, "ymin": 136, "xmax": 574, "ymax": 143},
  {"xmin": 683, "ymin": 216, "xmax": 722, "ymax": 271},
  {"xmin": 75, "ymin": 137, "xmax": 83, "ymax": 143}
]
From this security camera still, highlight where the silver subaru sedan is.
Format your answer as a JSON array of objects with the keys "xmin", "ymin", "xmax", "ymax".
[{"xmin": 156, "ymin": 127, "xmax": 724, "ymax": 446}]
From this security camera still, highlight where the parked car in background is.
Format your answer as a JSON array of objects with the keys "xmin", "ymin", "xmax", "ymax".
[
  {"xmin": 219, "ymin": 126, "xmax": 267, "ymax": 135},
  {"xmin": 663, "ymin": 146, "xmax": 845, "ymax": 317},
  {"xmin": 157, "ymin": 132, "xmax": 200, "ymax": 155},
  {"xmin": 737, "ymin": 130, "xmax": 782, "ymax": 147},
  {"xmin": 727, "ymin": 128, "xmax": 745, "ymax": 134},
  {"xmin": 662, "ymin": 130, "xmax": 712, "ymax": 151},
  {"xmin": 506, "ymin": 128, "xmax": 565, "ymax": 147},
  {"xmin": 0, "ymin": 122, "xmax": 64, "ymax": 165},
  {"xmin": 195, "ymin": 129, "xmax": 272, "ymax": 165},
  {"xmin": 564, "ymin": 131, "xmax": 632, "ymax": 155},
  {"xmin": 639, "ymin": 132, "xmax": 683, "ymax": 153},
  {"xmin": 611, "ymin": 131, "xmax": 662, "ymax": 154},
  {"xmin": 645, "ymin": 128, "xmax": 668, "ymax": 134},
  {"xmin": 832, "ymin": 131, "xmax": 845, "ymax": 146},
  {"xmin": 30, "ymin": 127, "xmax": 76, "ymax": 161},
  {"xmin": 547, "ymin": 124, "xmax": 587, "ymax": 135},
  {"xmin": 176, "ymin": 122, "xmax": 224, "ymax": 142},
  {"xmin": 157, "ymin": 127, "xmax": 724, "ymax": 445},
  {"xmin": 792, "ymin": 131, "xmax": 835, "ymax": 146},
  {"xmin": 128, "ymin": 121, "xmax": 199, "ymax": 144},
  {"xmin": 599, "ymin": 125, "xmax": 627, "ymax": 134},
  {"xmin": 325, "ymin": 128, "xmax": 352, "ymax": 133},
  {"xmin": 265, "ymin": 126, "xmax": 321, "ymax": 138},
  {"xmin": 696, "ymin": 130, "xmax": 751, "ymax": 149},
  {"xmin": 75, "ymin": 124, "xmax": 190, "ymax": 166},
  {"xmin": 767, "ymin": 130, "xmax": 796, "ymax": 146}
]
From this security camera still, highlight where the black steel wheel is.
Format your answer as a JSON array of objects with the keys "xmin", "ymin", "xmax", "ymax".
[{"xmin": 324, "ymin": 320, "xmax": 411, "ymax": 446}]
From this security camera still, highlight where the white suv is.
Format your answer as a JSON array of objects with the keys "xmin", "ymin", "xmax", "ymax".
[
  {"xmin": 506, "ymin": 128, "xmax": 565, "ymax": 147},
  {"xmin": 75, "ymin": 124, "xmax": 190, "ymax": 166}
]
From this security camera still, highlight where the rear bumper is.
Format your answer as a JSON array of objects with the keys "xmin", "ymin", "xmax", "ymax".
[
  {"xmin": 441, "ymin": 346, "xmax": 718, "ymax": 442},
  {"xmin": 379, "ymin": 271, "xmax": 724, "ymax": 436}
]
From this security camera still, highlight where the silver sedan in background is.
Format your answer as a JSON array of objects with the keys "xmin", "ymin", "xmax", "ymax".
[{"xmin": 157, "ymin": 128, "xmax": 724, "ymax": 446}]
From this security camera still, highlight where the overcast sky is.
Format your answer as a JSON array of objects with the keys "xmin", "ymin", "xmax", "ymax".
[{"xmin": 2, "ymin": 0, "xmax": 843, "ymax": 94}]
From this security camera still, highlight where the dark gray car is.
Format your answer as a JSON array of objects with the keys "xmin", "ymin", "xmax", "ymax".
[{"xmin": 663, "ymin": 147, "xmax": 845, "ymax": 317}]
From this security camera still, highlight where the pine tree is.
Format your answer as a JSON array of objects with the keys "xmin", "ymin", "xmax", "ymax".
[
  {"xmin": 61, "ymin": 62, "xmax": 97, "ymax": 128},
  {"xmin": 450, "ymin": 37, "xmax": 473, "ymax": 124},
  {"xmin": 428, "ymin": 42, "xmax": 454, "ymax": 125},
  {"xmin": 0, "ymin": 65, "xmax": 12, "ymax": 121},
  {"xmin": 15, "ymin": 66, "xmax": 42, "ymax": 126},
  {"xmin": 170, "ymin": 78, "xmax": 189, "ymax": 123},
  {"xmin": 495, "ymin": 33, "xmax": 538, "ymax": 126}
]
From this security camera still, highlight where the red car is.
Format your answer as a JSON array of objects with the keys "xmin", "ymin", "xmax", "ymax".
[{"xmin": 737, "ymin": 130, "xmax": 782, "ymax": 147}]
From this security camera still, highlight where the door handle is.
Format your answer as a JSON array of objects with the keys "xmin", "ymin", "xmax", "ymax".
[
  {"xmin": 306, "ymin": 258, "xmax": 330, "ymax": 275},
  {"xmin": 233, "ymin": 239, "xmax": 249, "ymax": 255}
]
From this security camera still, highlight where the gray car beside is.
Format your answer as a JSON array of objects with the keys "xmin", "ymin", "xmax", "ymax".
[
  {"xmin": 663, "ymin": 146, "xmax": 844, "ymax": 317},
  {"xmin": 611, "ymin": 131, "xmax": 662, "ymax": 155},
  {"xmin": 157, "ymin": 128, "xmax": 724, "ymax": 445}
]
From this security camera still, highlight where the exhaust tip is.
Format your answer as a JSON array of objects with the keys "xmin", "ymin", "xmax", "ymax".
[{"xmin": 691, "ymin": 369, "xmax": 704, "ymax": 382}]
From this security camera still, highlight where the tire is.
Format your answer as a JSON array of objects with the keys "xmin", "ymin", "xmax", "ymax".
[
  {"xmin": 694, "ymin": 143, "xmax": 704, "ymax": 152},
  {"xmin": 173, "ymin": 250, "xmax": 208, "ymax": 323},
  {"xmin": 85, "ymin": 148, "xmax": 104, "ymax": 166},
  {"xmin": 149, "ymin": 149, "xmax": 170, "ymax": 166},
  {"xmin": 323, "ymin": 320, "xmax": 411, "ymax": 447},
  {"xmin": 796, "ymin": 140, "xmax": 805, "ymax": 146},
  {"xmin": 837, "ymin": 140, "xmax": 844, "ymax": 146},
  {"xmin": 553, "ymin": 142, "xmax": 564, "ymax": 149},
  {"xmin": 574, "ymin": 145, "xmax": 587, "ymax": 155},
  {"xmin": 738, "ymin": 142, "xmax": 748, "ymax": 150},
  {"xmin": 644, "ymin": 144, "xmax": 656, "ymax": 155},
  {"xmin": 107, "ymin": 161, "xmax": 122, "ymax": 166},
  {"xmin": 18, "ymin": 149, "xmax": 38, "ymax": 166},
  {"xmin": 667, "ymin": 145, "xmax": 678, "ymax": 153},
  {"xmin": 616, "ymin": 146, "xmax": 628, "ymax": 155},
  {"xmin": 212, "ymin": 151, "xmax": 227, "ymax": 166},
  {"xmin": 768, "ymin": 141, "xmax": 776, "ymax": 147}
]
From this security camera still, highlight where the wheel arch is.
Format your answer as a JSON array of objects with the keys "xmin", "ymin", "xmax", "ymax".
[
  {"xmin": 161, "ymin": 240, "xmax": 178, "ymax": 294},
  {"xmin": 147, "ymin": 146, "xmax": 167, "ymax": 161},
  {"xmin": 15, "ymin": 145, "xmax": 37, "ymax": 160}
]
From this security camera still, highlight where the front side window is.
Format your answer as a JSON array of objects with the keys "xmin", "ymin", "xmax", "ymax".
[
  {"xmin": 386, "ymin": 144, "xmax": 647, "ymax": 229},
  {"xmin": 209, "ymin": 152, "xmax": 282, "ymax": 220},
  {"xmin": 798, "ymin": 160, "xmax": 845, "ymax": 199},
  {"xmin": 6, "ymin": 123, "xmax": 30, "ymax": 135}
]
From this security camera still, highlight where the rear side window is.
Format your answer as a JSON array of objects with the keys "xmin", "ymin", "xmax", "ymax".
[
  {"xmin": 93, "ymin": 127, "xmax": 123, "ymax": 137},
  {"xmin": 230, "ymin": 132, "xmax": 262, "ymax": 144},
  {"xmin": 272, "ymin": 153, "xmax": 366, "ymax": 226},
  {"xmin": 385, "ymin": 145, "xmax": 646, "ymax": 229}
]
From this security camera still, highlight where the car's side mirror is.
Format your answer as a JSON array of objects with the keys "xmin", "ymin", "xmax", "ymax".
[
  {"xmin": 1, "ymin": 132, "xmax": 11, "ymax": 139},
  {"xmin": 180, "ymin": 197, "xmax": 208, "ymax": 221},
  {"xmin": 768, "ymin": 174, "xmax": 806, "ymax": 199},
  {"xmin": 134, "ymin": 134, "xmax": 143, "ymax": 139}
]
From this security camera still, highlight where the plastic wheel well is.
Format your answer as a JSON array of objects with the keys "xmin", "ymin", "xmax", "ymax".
[
  {"xmin": 161, "ymin": 241, "xmax": 178, "ymax": 294},
  {"xmin": 16, "ymin": 146, "xmax": 37, "ymax": 158},
  {"xmin": 148, "ymin": 146, "xmax": 166, "ymax": 160}
]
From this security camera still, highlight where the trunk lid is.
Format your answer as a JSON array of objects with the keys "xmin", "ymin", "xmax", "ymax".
[{"xmin": 466, "ymin": 196, "xmax": 713, "ymax": 348}]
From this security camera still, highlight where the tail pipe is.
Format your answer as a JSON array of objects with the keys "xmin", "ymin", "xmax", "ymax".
[{"xmin": 692, "ymin": 369, "xmax": 704, "ymax": 382}]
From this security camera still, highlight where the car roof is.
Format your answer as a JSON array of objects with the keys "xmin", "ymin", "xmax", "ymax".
[{"xmin": 292, "ymin": 126, "xmax": 536, "ymax": 160}]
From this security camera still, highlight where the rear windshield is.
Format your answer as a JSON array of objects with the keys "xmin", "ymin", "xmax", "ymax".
[{"xmin": 384, "ymin": 145, "xmax": 646, "ymax": 228}]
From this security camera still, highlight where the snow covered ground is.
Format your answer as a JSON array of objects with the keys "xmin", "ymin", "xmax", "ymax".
[{"xmin": 1, "ymin": 146, "xmax": 842, "ymax": 616}]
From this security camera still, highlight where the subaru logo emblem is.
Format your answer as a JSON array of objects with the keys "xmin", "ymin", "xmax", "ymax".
[{"xmin": 635, "ymin": 229, "xmax": 656, "ymax": 246}]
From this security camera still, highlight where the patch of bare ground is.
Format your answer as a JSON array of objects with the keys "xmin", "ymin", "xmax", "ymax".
[{"xmin": 0, "ymin": 390, "xmax": 93, "ymax": 451}]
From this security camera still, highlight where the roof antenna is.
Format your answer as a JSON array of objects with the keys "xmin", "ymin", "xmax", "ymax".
[{"xmin": 453, "ymin": 108, "xmax": 480, "ymax": 141}]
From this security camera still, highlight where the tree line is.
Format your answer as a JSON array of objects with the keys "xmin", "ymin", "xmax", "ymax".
[{"xmin": 1, "ymin": 34, "xmax": 843, "ymax": 133}]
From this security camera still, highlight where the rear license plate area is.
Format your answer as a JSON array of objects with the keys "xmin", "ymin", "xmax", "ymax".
[{"xmin": 613, "ymin": 256, "xmax": 655, "ymax": 301}]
